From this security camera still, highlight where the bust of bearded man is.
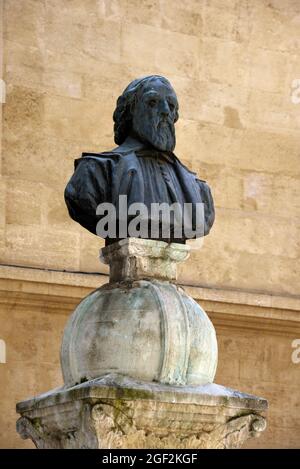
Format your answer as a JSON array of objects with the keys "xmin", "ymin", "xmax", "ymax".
[{"xmin": 64, "ymin": 75, "xmax": 215, "ymax": 245}]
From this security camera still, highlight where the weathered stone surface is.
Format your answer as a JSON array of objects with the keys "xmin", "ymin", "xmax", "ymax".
[
  {"xmin": 16, "ymin": 373, "xmax": 268, "ymax": 449},
  {"xmin": 100, "ymin": 237, "xmax": 190, "ymax": 282},
  {"xmin": 61, "ymin": 279, "xmax": 218, "ymax": 387},
  {"xmin": 61, "ymin": 239, "xmax": 217, "ymax": 388},
  {"xmin": 0, "ymin": 265, "xmax": 298, "ymax": 448}
]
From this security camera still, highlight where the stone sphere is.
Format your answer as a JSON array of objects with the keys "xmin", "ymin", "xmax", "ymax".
[{"xmin": 61, "ymin": 280, "xmax": 218, "ymax": 387}]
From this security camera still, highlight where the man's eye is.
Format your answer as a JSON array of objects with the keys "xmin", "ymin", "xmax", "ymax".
[
  {"xmin": 148, "ymin": 99, "xmax": 157, "ymax": 107},
  {"xmin": 168, "ymin": 102, "xmax": 175, "ymax": 111}
]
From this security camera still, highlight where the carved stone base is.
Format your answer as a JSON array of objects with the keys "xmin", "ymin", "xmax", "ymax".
[
  {"xmin": 61, "ymin": 238, "xmax": 218, "ymax": 387},
  {"xmin": 16, "ymin": 374, "xmax": 267, "ymax": 449}
]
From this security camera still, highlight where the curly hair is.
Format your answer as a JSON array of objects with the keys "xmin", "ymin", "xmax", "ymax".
[{"xmin": 113, "ymin": 75, "xmax": 179, "ymax": 145}]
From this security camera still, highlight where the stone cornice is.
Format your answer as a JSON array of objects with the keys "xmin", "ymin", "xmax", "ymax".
[{"xmin": 0, "ymin": 264, "xmax": 299, "ymax": 334}]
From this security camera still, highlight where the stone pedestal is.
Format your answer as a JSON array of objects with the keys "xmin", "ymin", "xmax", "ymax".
[
  {"xmin": 61, "ymin": 238, "xmax": 218, "ymax": 387},
  {"xmin": 17, "ymin": 374, "xmax": 267, "ymax": 449},
  {"xmin": 100, "ymin": 237, "xmax": 190, "ymax": 283},
  {"xmin": 16, "ymin": 238, "xmax": 268, "ymax": 448}
]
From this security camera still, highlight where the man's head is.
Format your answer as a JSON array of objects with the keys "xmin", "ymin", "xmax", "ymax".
[{"xmin": 113, "ymin": 75, "xmax": 179, "ymax": 152}]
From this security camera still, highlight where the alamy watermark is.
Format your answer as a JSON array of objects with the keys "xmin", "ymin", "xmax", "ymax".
[
  {"xmin": 0, "ymin": 79, "xmax": 5, "ymax": 104},
  {"xmin": 291, "ymin": 339, "xmax": 300, "ymax": 364},
  {"xmin": 0, "ymin": 339, "xmax": 6, "ymax": 364},
  {"xmin": 95, "ymin": 196, "xmax": 206, "ymax": 249},
  {"xmin": 291, "ymin": 79, "xmax": 300, "ymax": 104}
]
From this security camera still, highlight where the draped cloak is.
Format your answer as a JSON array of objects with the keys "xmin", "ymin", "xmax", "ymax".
[{"xmin": 64, "ymin": 137, "xmax": 215, "ymax": 243}]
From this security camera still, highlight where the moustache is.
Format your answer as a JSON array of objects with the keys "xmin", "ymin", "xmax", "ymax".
[{"xmin": 155, "ymin": 117, "xmax": 174, "ymax": 130}]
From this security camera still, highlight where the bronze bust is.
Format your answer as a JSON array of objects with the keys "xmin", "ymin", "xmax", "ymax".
[{"xmin": 65, "ymin": 75, "xmax": 215, "ymax": 244}]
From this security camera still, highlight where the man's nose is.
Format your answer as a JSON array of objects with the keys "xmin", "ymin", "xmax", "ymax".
[{"xmin": 159, "ymin": 100, "xmax": 170, "ymax": 118}]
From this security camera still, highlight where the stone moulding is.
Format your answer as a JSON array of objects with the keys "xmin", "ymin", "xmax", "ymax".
[
  {"xmin": 100, "ymin": 237, "xmax": 191, "ymax": 283},
  {"xmin": 16, "ymin": 373, "xmax": 268, "ymax": 449},
  {"xmin": 1, "ymin": 265, "xmax": 299, "ymax": 336}
]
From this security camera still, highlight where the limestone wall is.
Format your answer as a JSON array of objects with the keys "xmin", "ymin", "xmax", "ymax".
[
  {"xmin": 0, "ymin": 0, "xmax": 299, "ymax": 448},
  {"xmin": 0, "ymin": 0, "xmax": 299, "ymax": 294}
]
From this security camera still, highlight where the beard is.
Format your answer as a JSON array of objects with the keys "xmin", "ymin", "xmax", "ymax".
[{"xmin": 132, "ymin": 114, "xmax": 176, "ymax": 152}]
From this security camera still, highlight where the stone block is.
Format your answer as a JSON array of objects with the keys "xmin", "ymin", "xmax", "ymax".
[
  {"xmin": 242, "ymin": 171, "xmax": 300, "ymax": 217},
  {"xmin": 2, "ymin": 132, "xmax": 92, "ymax": 187},
  {"xmin": 6, "ymin": 179, "xmax": 43, "ymax": 226},
  {"xmin": 16, "ymin": 374, "xmax": 268, "ymax": 449},
  {"xmin": 156, "ymin": 32, "xmax": 200, "ymax": 78},
  {"xmin": 190, "ymin": 162, "xmax": 244, "ymax": 210},
  {"xmin": 82, "ymin": 19, "xmax": 122, "ymax": 64},
  {"xmin": 4, "ymin": 0, "xmax": 46, "ymax": 48},
  {"xmin": 97, "ymin": 0, "xmax": 126, "ymax": 22},
  {"xmin": 79, "ymin": 231, "xmax": 107, "ymax": 274},
  {"xmin": 42, "ymin": 70, "xmax": 82, "ymax": 99},
  {"xmin": 250, "ymin": 3, "xmax": 300, "ymax": 52},
  {"xmin": 45, "ymin": 185, "xmax": 75, "ymax": 227},
  {"xmin": 3, "ymin": 84, "xmax": 44, "ymax": 137},
  {"xmin": 1, "ymin": 225, "xmax": 80, "ymax": 271},
  {"xmin": 43, "ymin": 94, "xmax": 112, "ymax": 145},
  {"xmin": 247, "ymin": 87, "xmax": 300, "ymax": 133},
  {"xmin": 249, "ymin": 48, "xmax": 288, "ymax": 94},
  {"xmin": 100, "ymin": 237, "xmax": 191, "ymax": 282},
  {"xmin": 124, "ymin": 0, "xmax": 161, "ymax": 28},
  {"xmin": 263, "ymin": 0, "xmax": 300, "ymax": 14},
  {"xmin": 0, "ymin": 177, "xmax": 6, "ymax": 229},
  {"xmin": 4, "ymin": 40, "xmax": 44, "ymax": 76},
  {"xmin": 203, "ymin": 6, "xmax": 241, "ymax": 41},
  {"xmin": 176, "ymin": 121, "xmax": 243, "ymax": 169},
  {"xmin": 178, "ymin": 231, "xmax": 300, "ymax": 296},
  {"xmin": 45, "ymin": 0, "xmax": 100, "ymax": 26},
  {"xmin": 122, "ymin": 23, "xmax": 199, "ymax": 79},
  {"xmin": 160, "ymin": 3, "xmax": 203, "ymax": 36},
  {"xmin": 202, "ymin": 37, "xmax": 250, "ymax": 87},
  {"xmin": 239, "ymin": 129, "xmax": 300, "ymax": 176},
  {"xmin": 205, "ymin": 0, "xmax": 241, "ymax": 10},
  {"xmin": 82, "ymin": 69, "xmax": 133, "ymax": 101},
  {"xmin": 215, "ymin": 211, "xmax": 299, "ymax": 259}
]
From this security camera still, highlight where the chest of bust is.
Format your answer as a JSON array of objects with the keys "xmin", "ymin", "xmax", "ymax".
[{"xmin": 111, "ymin": 151, "xmax": 200, "ymax": 209}]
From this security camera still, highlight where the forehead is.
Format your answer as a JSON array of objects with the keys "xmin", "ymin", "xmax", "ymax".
[{"xmin": 140, "ymin": 79, "xmax": 177, "ymax": 100}]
